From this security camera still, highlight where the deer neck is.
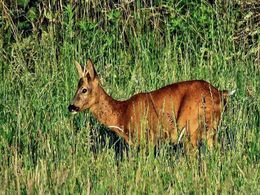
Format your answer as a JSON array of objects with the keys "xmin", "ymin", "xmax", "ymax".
[{"xmin": 89, "ymin": 85, "xmax": 125, "ymax": 130}]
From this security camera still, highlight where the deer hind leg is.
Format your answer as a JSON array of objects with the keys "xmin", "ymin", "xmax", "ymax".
[
  {"xmin": 189, "ymin": 125, "xmax": 200, "ymax": 148},
  {"xmin": 199, "ymin": 111, "xmax": 219, "ymax": 149},
  {"xmin": 185, "ymin": 122, "xmax": 215, "ymax": 152},
  {"xmin": 179, "ymin": 121, "xmax": 201, "ymax": 154},
  {"xmin": 184, "ymin": 117, "xmax": 215, "ymax": 150}
]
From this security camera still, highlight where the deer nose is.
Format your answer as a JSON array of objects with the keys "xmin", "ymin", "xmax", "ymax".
[{"xmin": 68, "ymin": 105, "xmax": 80, "ymax": 112}]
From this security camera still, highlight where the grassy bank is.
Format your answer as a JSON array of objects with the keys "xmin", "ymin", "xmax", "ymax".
[{"xmin": 0, "ymin": 0, "xmax": 259, "ymax": 194}]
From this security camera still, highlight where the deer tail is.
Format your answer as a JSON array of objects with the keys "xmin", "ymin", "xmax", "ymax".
[{"xmin": 221, "ymin": 89, "xmax": 236, "ymax": 106}]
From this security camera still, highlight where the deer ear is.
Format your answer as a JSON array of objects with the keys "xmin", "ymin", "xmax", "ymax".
[
  {"xmin": 75, "ymin": 61, "xmax": 84, "ymax": 78},
  {"xmin": 86, "ymin": 58, "xmax": 97, "ymax": 80}
]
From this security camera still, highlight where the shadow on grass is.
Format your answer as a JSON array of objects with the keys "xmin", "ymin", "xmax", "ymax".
[{"xmin": 88, "ymin": 120, "xmax": 186, "ymax": 162}]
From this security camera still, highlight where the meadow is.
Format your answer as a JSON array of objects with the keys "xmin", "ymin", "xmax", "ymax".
[{"xmin": 0, "ymin": 0, "xmax": 259, "ymax": 194}]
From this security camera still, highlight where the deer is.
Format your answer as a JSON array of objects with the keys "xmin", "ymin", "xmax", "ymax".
[{"xmin": 68, "ymin": 59, "xmax": 235, "ymax": 150}]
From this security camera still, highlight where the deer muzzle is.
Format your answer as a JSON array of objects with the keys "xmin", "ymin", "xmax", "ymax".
[{"xmin": 68, "ymin": 104, "xmax": 80, "ymax": 113}]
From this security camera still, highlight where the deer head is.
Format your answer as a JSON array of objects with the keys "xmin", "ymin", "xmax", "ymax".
[{"xmin": 68, "ymin": 59, "xmax": 100, "ymax": 114}]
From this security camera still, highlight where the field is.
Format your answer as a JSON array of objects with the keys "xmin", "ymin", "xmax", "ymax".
[{"xmin": 0, "ymin": 0, "xmax": 259, "ymax": 194}]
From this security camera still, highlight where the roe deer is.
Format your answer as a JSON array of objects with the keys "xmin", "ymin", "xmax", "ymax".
[{"xmin": 68, "ymin": 59, "xmax": 235, "ymax": 149}]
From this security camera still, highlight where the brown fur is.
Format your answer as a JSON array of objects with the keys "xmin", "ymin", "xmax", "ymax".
[{"xmin": 69, "ymin": 59, "xmax": 231, "ymax": 149}]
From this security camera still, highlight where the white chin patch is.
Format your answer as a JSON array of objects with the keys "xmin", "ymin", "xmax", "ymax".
[{"xmin": 71, "ymin": 111, "xmax": 78, "ymax": 115}]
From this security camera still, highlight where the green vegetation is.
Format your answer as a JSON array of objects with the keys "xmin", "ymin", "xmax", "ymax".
[{"xmin": 0, "ymin": 0, "xmax": 259, "ymax": 194}]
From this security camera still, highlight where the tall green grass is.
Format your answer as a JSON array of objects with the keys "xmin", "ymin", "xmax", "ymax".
[{"xmin": 0, "ymin": 1, "xmax": 259, "ymax": 194}]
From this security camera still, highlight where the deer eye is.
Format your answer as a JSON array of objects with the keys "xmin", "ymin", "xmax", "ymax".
[{"xmin": 82, "ymin": 89, "xmax": 88, "ymax": 93}]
